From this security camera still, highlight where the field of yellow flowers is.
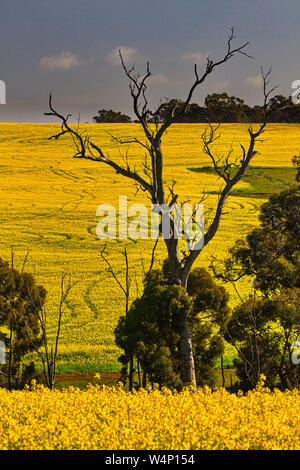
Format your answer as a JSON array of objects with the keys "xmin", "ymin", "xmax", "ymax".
[
  {"xmin": 0, "ymin": 380, "xmax": 299, "ymax": 450},
  {"xmin": 0, "ymin": 122, "xmax": 299, "ymax": 372}
]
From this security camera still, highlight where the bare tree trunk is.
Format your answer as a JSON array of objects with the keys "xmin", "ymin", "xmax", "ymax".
[
  {"xmin": 180, "ymin": 313, "xmax": 196, "ymax": 390},
  {"xmin": 129, "ymin": 357, "xmax": 134, "ymax": 392},
  {"xmin": 279, "ymin": 365, "xmax": 292, "ymax": 391},
  {"xmin": 142, "ymin": 370, "xmax": 147, "ymax": 388},
  {"xmin": 8, "ymin": 320, "xmax": 13, "ymax": 390},
  {"xmin": 221, "ymin": 355, "xmax": 225, "ymax": 388},
  {"xmin": 137, "ymin": 361, "xmax": 141, "ymax": 388},
  {"xmin": 167, "ymin": 244, "xmax": 197, "ymax": 390}
]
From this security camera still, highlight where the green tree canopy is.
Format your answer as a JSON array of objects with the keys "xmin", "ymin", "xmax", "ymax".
[
  {"xmin": 226, "ymin": 290, "xmax": 300, "ymax": 391},
  {"xmin": 141, "ymin": 93, "xmax": 300, "ymax": 124},
  {"xmin": 0, "ymin": 258, "xmax": 46, "ymax": 389},
  {"xmin": 115, "ymin": 262, "xmax": 230, "ymax": 389},
  {"xmin": 212, "ymin": 166, "xmax": 300, "ymax": 391},
  {"xmin": 93, "ymin": 109, "xmax": 132, "ymax": 123}
]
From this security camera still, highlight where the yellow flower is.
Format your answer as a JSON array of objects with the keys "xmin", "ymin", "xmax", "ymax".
[{"xmin": 0, "ymin": 385, "xmax": 298, "ymax": 450}]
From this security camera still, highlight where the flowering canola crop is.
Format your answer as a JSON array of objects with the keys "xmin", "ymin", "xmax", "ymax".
[
  {"xmin": 0, "ymin": 123, "xmax": 299, "ymax": 371},
  {"xmin": 0, "ymin": 381, "xmax": 299, "ymax": 450}
]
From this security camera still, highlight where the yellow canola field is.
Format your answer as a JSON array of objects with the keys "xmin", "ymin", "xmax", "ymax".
[
  {"xmin": 0, "ymin": 382, "xmax": 299, "ymax": 450},
  {"xmin": 0, "ymin": 122, "xmax": 299, "ymax": 371}
]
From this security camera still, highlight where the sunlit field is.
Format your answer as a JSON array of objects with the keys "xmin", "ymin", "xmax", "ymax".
[
  {"xmin": 0, "ymin": 380, "xmax": 299, "ymax": 450},
  {"xmin": 0, "ymin": 122, "xmax": 299, "ymax": 372}
]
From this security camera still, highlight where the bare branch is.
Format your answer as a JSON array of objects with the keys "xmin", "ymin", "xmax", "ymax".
[
  {"xmin": 181, "ymin": 67, "xmax": 284, "ymax": 278},
  {"xmin": 119, "ymin": 51, "xmax": 154, "ymax": 143},
  {"xmin": 45, "ymin": 95, "xmax": 153, "ymax": 197},
  {"xmin": 149, "ymin": 237, "xmax": 159, "ymax": 272},
  {"xmin": 100, "ymin": 244, "xmax": 129, "ymax": 300},
  {"xmin": 155, "ymin": 28, "xmax": 252, "ymax": 142}
]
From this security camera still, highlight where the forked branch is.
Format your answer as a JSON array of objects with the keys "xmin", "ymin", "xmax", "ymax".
[{"xmin": 181, "ymin": 67, "xmax": 284, "ymax": 277}]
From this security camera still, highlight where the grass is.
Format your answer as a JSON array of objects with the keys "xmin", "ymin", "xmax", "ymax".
[{"xmin": 188, "ymin": 165, "xmax": 298, "ymax": 198}]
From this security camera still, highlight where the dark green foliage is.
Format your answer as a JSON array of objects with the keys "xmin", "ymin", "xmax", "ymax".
[
  {"xmin": 148, "ymin": 93, "xmax": 300, "ymax": 124},
  {"xmin": 292, "ymin": 154, "xmax": 300, "ymax": 183},
  {"xmin": 92, "ymin": 109, "xmax": 132, "ymax": 123},
  {"xmin": 204, "ymin": 93, "xmax": 248, "ymax": 123},
  {"xmin": 217, "ymin": 183, "xmax": 300, "ymax": 295},
  {"xmin": 226, "ymin": 292, "xmax": 300, "ymax": 391},
  {"xmin": 0, "ymin": 258, "xmax": 46, "ymax": 389},
  {"xmin": 187, "ymin": 267, "xmax": 230, "ymax": 329},
  {"xmin": 149, "ymin": 99, "xmax": 206, "ymax": 124},
  {"xmin": 187, "ymin": 267, "xmax": 230, "ymax": 387},
  {"xmin": 115, "ymin": 270, "xmax": 189, "ymax": 389},
  {"xmin": 115, "ymin": 263, "xmax": 230, "ymax": 389}
]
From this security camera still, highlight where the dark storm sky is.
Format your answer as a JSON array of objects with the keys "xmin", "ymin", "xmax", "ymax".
[{"xmin": 0, "ymin": 0, "xmax": 299, "ymax": 122}]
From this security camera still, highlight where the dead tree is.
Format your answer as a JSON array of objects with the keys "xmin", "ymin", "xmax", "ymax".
[
  {"xmin": 100, "ymin": 245, "xmax": 133, "ymax": 390},
  {"xmin": 100, "ymin": 240, "xmax": 158, "ymax": 391},
  {"xmin": 25, "ymin": 273, "xmax": 72, "ymax": 390},
  {"xmin": 45, "ymin": 29, "xmax": 283, "ymax": 389}
]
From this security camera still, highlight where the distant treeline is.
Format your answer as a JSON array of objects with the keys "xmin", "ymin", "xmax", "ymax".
[{"xmin": 93, "ymin": 93, "xmax": 300, "ymax": 123}]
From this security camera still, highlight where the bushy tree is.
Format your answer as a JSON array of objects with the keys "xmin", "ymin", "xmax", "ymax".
[
  {"xmin": 0, "ymin": 258, "xmax": 46, "ymax": 389},
  {"xmin": 115, "ymin": 262, "xmax": 230, "ymax": 389},
  {"xmin": 217, "ymin": 184, "xmax": 300, "ymax": 295},
  {"xmin": 115, "ymin": 269, "xmax": 189, "ymax": 389},
  {"xmin": 226, "ymin": 292, "xmax": 300, "ymax": 391},
  {"xmin": 204, "ymin": 93, "xmax": 248, "ymax": 123},
  {"xmin": 213, "ymin": 165, "xmax": 300, "ymax": 391}
]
